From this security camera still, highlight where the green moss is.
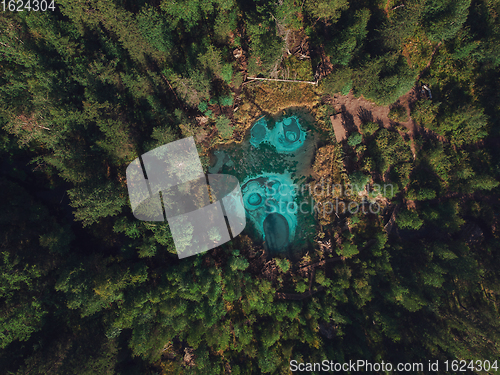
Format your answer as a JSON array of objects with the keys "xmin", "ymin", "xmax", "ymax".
[
  {"xmin": 282, "ymin": 55, "xmax": 314, "ymax": 81},
  {"xmin": 215, "ymin": 116, "xmax": 233, "ymax": 139}
]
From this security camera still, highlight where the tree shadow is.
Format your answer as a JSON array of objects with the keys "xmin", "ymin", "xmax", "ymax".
[
  {"xmin": 376, "ymin": 118, "xmax": 387, "ymax": 130},
  {"xmin": 340, "ymin": 104, "xmax": 357, "ymax": 135},
  {"xmin": 357, "ymin": 107, "xmax": 373, "ymax": 124}
]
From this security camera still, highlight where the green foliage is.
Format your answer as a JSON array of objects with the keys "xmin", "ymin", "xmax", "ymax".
[
  {"xmin": 381, "ymin": 0, "xmax": 425, "ymax": 49},
  {"xmin": 325, "ymin": 9, "xmax": 371, "ymax": 66},
  {"xmin": 198, "ymin": 45, "xmax": 225, "ymax": 79},
  {"xmin": 360, "ymin": 121, "xmax": 379, "ymax": 137},
  {"xmin": 0, "ymin": 252, "xmax": 45, "ymax": 348},
  {"xmin": 422, "ymin": 0, "xmax": 472, "ymax": 42},
  {"xmin": 146, "ymin": 124, "xmax": 179, "ymax": 151},
  {"xmin": 421, "ymin": 200, "xmax": 465, "ymax": 233},
  {"xmin": 305, "ymin": 0, "xmax": 349, "ymax": 22},
  {"xmin": 353, "ymin": 54, "xmax": 417, "ymax": 105},
  {"xmin": 338, "ymin": 242, "xmax": 359, "ymax": 258},
  {"xmin": 171, "ymin": 70, "xmax": 211, "ymax": 107},
  {"xmin": 282, "ymin": 55, "xmax": 314, "ymax": 81},
  {"xmin": 425, "ymin": 143, "xmax": 453, "ymax": 183},
  {"xmin": 221, "ymin": 64, "xmax": 234, "ymax": 83},
  {"xmin": 245, "ymin": 6, "xmax": 285, "ymax": 76},
  {"xmin": 198, "ymin": 101, "xmax": 209, "ymax": 113},
  {"xmin": 349, "ymin": 171, "xmax": 370, "ymax": 193},
  {"xmin": 160, "ymin": 0, "xmax": 236, "ymax": 31},
  {"xmin": 1, "ymin": 1, "xmax": 500, "ymax": 373},
  {"xmin": 410, "ymin": 98, "xmax": 440, "ymax": 126},
  {"xmin": 434, "ymin": 105, "xmax": 489, "ymax": 146},
  {"xmin": 397, "ymin": 209, "xmax": 424, "ymax": 230},
  {"xmin": 341, "ymin": 81, "xmax": 353, "ymax": 95},
  {"xmin": 295, "ymin": 281, "xmax": 308, "ymax": 293},
  {"xmin": 466, "ymin": 175, "xmax": 500, "ymax": 192},
  {"xmin": 370, "ymin": 129, "xmax": 413, "ymax": 175},
  {"xmin": 213, "ymin": 8, "xmax": 238, "ymax": 43},
  {"xmin": 406, "ymin": 188, "xmax": 436, "ymax": 201},
  {"xmin": 320, "ymin": 67, "xmax": 353, "ymax": 94},
  {"xmin": 347, "ymin": 132, "xmax": 362, "ymax": 146},
  {"xmin": 275, "ymin": 258, "xmax": 290, "ymax": 273},
  {"xmin": 215, "ymin": 115, "xmax": 233, "ymax": 139},
  {"xmin": 229, "ymin": 251, "xmax": 249, "ymax": 271},
  {"xmin": 137, "ymin": 6, "xmax": 173, "ymax": 54},
  {"xmin": 388, "ymin": 105, "xmax": 408, "ymax": 122},
  {"xmin": 217, "ymin": 95, "xmax": 234, "ymax": 107},
  {"xmin": 68, "ymin": 181, "xmax": 127, "ymax": 227},
  {"xmin": 0, "ymin": 179, "xmax": 71, "ymax": 352}
]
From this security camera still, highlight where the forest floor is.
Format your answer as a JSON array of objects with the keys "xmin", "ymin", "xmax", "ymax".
[
  {"xmin": 329, "ymin": 89, "xmax": 417, "ymax": 133},
  {"xmin": 327, "ymin": 36, "xmax": 446, "ymax": 156},
  {"xmin": 327, "ymin": 86, "xmax": 449, "ymax": 217},
  {"xmin": 328, "ymin": 85, "xmax": 448, "ymax": 158},
  {"xmin": 329, "ymin": 88, "xmax": 418, "ymax": 150}
]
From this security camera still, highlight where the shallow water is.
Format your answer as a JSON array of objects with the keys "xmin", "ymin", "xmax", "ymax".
[
  {"xmin": 249, "ymin": 115, "xmax": 306, "ymax": 153},
  {"xmin": 209, "ymin": 110, "xmax": 320, "ymax": 256},
  {"xmin": 241, "ymin": 172, "xmax": 297, "ymax": 254}
]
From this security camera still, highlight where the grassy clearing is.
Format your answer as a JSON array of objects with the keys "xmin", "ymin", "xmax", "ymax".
[{"xmin": 234, "ymin": 82, "xmax": 320, "ymax": 132}]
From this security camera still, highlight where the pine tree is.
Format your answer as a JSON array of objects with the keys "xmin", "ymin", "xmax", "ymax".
[
  {"xmin": 422, "ymin": 0, "xmax": 472, "ymax": 42},
  {"xmin": 304, "ymin": 0, "xmax": 349, "ymax": 22}
]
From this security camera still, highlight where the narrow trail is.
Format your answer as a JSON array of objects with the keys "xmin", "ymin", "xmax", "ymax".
[
  {"xmin": 384, "ymin": 0, "xmax": 391, "ymax": 17},
  {"xmin": 417, "ymin": 42, "xmax": 443, "ymax": 81}
]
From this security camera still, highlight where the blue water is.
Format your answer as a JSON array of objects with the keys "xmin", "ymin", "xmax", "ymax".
[
  {"xmin": 209, "ymin": 113, "xmax": 316, "ymax": 254},
  {"xmin": 250, "ymin": 115, "xmax": 306, "ymax": 152},
  {"xmin": 241, "ymin": 172, "xmax": 297, "ymax": 253}
]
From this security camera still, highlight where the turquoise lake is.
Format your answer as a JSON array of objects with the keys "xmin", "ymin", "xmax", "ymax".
[{"xmin": 209, "ymin": 110, "xmax": 321, "ymax": 256}]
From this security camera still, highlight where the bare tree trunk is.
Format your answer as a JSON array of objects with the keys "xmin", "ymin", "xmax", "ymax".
[{"xmin": 245, "ymin": 77, "xmax": 317, "ymax": 85}]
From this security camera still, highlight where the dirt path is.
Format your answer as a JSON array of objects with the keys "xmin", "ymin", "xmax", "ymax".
[
  {"xmin": 326, "ymin": 33, "xmax": 446, "ymax": 153},
  {"xmin": 384, "ymin": 0, "xmax": 391, "ymax": 17},
  {"xmin": 329, "ymin": 89, "xmax": 418, "ymax": 133},
  {"xmin": 329, "ymin": 85, "xmax": 449, "ymax": 156},
  {"xmin": 329, "ymin": 88, "xmax": 420, "ymax": 156},
  {"xmin": 417, "ymin": 41, "xmax": 442, "ymax": 80}
]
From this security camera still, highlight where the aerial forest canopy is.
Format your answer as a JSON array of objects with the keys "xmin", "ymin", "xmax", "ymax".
[{"xmin": 1, "ymin": 0, "xmax": 500, "ymax": 373}]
